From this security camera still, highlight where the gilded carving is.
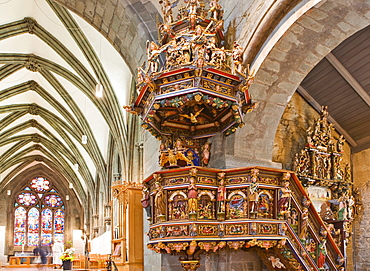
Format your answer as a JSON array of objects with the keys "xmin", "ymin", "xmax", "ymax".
[
  {"xmin": 225, "ymin": 224, "xmax": 246, "ymax": 235},
  {"xmin": 198, "ymin": 225, "xmax": 217, "ymax": 235},
  {"xmin": 257, "ymin": 224, "xmax": 277, "ymax": 235},
  {"xmin": 143, "ymin": 159, "xmax": 345, "ymax": 269}
]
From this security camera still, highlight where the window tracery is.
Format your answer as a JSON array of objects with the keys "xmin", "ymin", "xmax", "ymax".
[{"xmin": 13, "ymin": 177, "xmax": 65, "ymax": 247}]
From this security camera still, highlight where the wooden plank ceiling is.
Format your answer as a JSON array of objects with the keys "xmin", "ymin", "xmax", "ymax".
[{"xmin": 299, "ymin": 25, "xmax": 370, "ymax": 153}]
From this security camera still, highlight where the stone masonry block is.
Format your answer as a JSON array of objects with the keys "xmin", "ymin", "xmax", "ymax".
[
  {"xmin": 330, "ymin": 28, "xmax": 346, "ymax": 41},
  {"xmin": 128, "ymin": 21, "xmax": 137, "ymax": 37},
  {"xmin": 114, "ymin": 36, "xmax": 122, "ymax": 47},
  {"xmin": 306, "ymin": 8, "xmax": 328, "ymax": 21},
  {"xmin": 263, "ymin": 59, "xmax": 280, "ymax": 73},
  {"xmin": 268, "ymin": 90, "xmax": 294, "ymax": 106},
  {"xmin": 255, "ymin": 69, "xmax": 279, "ymax": 86},
  {"xmin": 111, "ymin": 14, "xmax": 121, "ymax": 33},
  {"xmin": 297, "ymin": 61, "xmax": 312, "ymax": 74},
  {"xmin": 337, "ymin": 21, "xmax": 356, "ymax": 34},
  {"xmin": 290, "ymin": 23, "xmax": 305, "ymax": 35},
  {"xmin": 323, "ymin": 35, "xmax": 341, "ymax": 49},
  {"xmin": 283, "ymin": 30, "xmax": 301, "ymax": 45},
  {"xmin": 315, "ymin": 43, "xmax": 331, "ymax": 56},
  {"xmin": 101, "ymin": 22, "xmax": 109, "ymax": 34},
  {"xmin": 269, "ymin": 48, "xmax": 287, "ymax": 62},
  {"xmin": 103, "ymin": 3, "xmax": 115, "ymax": 23},
  {"xmin": 276, "ymin": 38, "xmax": 293, "ymax": 52},
  {"xmin": 249, "ymin": 83, "xmax": 269, "ymax": 101},
  {"xmin": 344, "ymin": 11, "xmax": 370, "ymax": 28},
  {"xmin": 96, "ymin": 3, "xmax": 104, "ymax": 17},
  {"xmin": 298, "ymin": 15, "xmax": 324, "ymax": 33},
  {"xmin": 108, "ymin": 29, "xmax": 116, "ymax": 42},
  {"xmin": 118, "ymin": 21, "xmax": 129, "ymax": 37},
  {"xmin": 303, "ymin": 51, "xmax": 321, "ymax": 65},
  {"xmin": 84, "ymin": 1, "xmax": 95, "ymax": 21},
  {"xmin": 288, "ymin": 71, "xmax": 305, "ymax": 85},
  {"xmin": 93, "ymin": 15, "xmax": 102, "ymax": 30},
  {"xmin": 115, "ymin": 4, "xmax": 125, "ymax": 18},
  {"xmin": 131, "ymin": 1, "xmax": 146, "ymax": 13},
  {"xmin": 75, "ymin": 1, "xmax": 85, "ymax": 15},
  {"xmin": 277, "ymin": 81, "xmax": 297, "ymax": 93},
  {"xmin": 316, "ymin": 1, "xmax": 338, "ymax": 12}
]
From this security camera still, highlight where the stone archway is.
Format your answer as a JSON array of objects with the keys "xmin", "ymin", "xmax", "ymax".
[
  {"xmin": 52, "ymin": 0, "xmax": 159, "ymax": 74},
  {"xmin": 228, "ymin": 0, "xmax": 370, "ymax": 167}
]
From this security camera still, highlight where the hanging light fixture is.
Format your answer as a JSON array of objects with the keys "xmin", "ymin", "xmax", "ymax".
[
  {"xmin": 66, "ymin": 195, "xmax": 70, "ymax": 201},
  {"xmin": 95, "ymin": 83, "xmax": 103, "ymax": 98},
  {"xmin": 69, "ymin": 182, "xmax": 74, "ymax": 189},
  {"xmin": 82, "ymin": 134, "xmax": 88, "ymax": 144},
  {"xmin": 73, "ymin": 163, "xmax": 79, "ymax": 171},
  {"xmin": 7, "ymin": 190, "xmax": 11, "ymax": 196}
]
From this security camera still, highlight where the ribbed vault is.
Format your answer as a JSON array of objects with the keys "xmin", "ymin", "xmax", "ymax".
[{"xmin": 0, "ymin": 0, "xmax": 134, "ymax": 210}]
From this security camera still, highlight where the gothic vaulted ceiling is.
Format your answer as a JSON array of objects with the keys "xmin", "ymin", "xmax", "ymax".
[{"xmin": 0, "ymin": 0, "xmax": 131, "ymax": 203}]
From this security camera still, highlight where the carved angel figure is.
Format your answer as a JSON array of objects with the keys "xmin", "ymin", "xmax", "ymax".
[{"xmin": 180, "ymin": 108, "xmax": 204, "ymax": 123}]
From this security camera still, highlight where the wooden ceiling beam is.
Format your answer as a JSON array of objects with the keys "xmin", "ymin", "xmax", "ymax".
[{"xmin": 326, "ymin": 52, "xmax": 370, "ymax": 107}]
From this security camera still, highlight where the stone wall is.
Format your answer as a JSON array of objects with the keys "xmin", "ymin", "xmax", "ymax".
[
  {"xmin": 353, "ymin": 181, "xmax": 370, "ymax": 271},
  {"xmin": 0, "ymin": 193, "xmax": 7, "ymax": 264},
  {"xmin": 143, "ymin": 130, "xmax": 161, "ymax": 270},
  {"xmin": 0, "ymin": 193, "xmax": 7, "ymax": 225},
  {"xmin": 353, "ymin": 148, "xmax": 370, "ymax": 188},
  {"xmin": 272, "ymin": 92, "xmax": 318, "ymax": 169},
  {"xmin": 352, "ymin": 148, "xmax": 370, "ymax": 270}
]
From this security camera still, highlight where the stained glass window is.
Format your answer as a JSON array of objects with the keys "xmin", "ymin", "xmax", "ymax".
[
  {"xmin": 30, "ymin": 177, "xmax": 50, "ymax": 192},
  {"xmin": 44, "ymin": 195, "xmax": 63, "ymax": 208},
  {"xmin": 17, "ymin": 192, "xmax": 37, "ymax": 206},
  {"xmin": 14, "ymin": 207, "xmax": 26, "ymax": 246},
  {"xmin": 41, "ymin": 209, "xmax": 52, "ymax": 246},
  {"xmin": 54, "ymin": 209, "xmax": 65, "ymax": 243},
  {"xmin": 27, "ymin": 208, "xmax": 39, "ymax": 246},
  {"xmin": 13, "ymin": 177, "xmax": 66, "ymax": 247}
]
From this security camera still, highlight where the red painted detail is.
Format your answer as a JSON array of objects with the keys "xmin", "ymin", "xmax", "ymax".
[
  {"xmin": 206, "ymin": 68, "xmax": 241, "ymax": 81},
  {"xmin": 134, "ymin": 85, "xmax": 148, "ymax": 106},
  {"xmin": 157, "ymin": 68, "xmax": 192, "ymax": 79}
]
